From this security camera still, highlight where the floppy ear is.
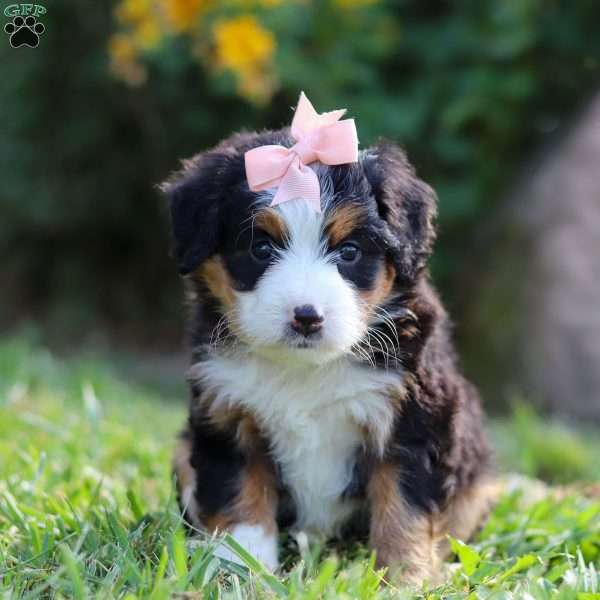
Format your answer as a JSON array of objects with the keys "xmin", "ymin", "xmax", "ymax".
[
  {"xmin": 162, "ymin": 151, "xmax": 230, "ymax": 275},
  {"xmin": 362, "ymin": 142, "xmax": 437, "ymax": 284}
]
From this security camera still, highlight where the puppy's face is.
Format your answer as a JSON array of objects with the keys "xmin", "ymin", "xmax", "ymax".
[
  {"xmin": 166, "ymin": 130, "xmax": 436, "ymax": 365},
  {"xmin": 221, "ymin": 197, "xmax": 394, "ymax": 363}
]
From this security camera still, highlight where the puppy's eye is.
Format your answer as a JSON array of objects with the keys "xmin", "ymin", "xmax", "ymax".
[
  {"xmin": 338, "ymin": 242, "xmax": 361, "ymax": 264},
  {"xmin": 251, "ymin": 240, "xmax": 275, "ymax": 262}
]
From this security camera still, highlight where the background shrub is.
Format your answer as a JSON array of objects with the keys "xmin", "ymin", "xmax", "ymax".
[{"xmin": 1, "ymin": 0, "xmax": 599, "ymax": 359}]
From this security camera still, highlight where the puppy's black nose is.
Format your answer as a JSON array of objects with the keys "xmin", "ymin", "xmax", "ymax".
[{"xmin": 291, "ymin": 304, "xmax": 324, "ymax": 336}]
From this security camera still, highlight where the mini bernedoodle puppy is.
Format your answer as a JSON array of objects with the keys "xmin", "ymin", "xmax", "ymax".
[{"xmin": 164, "ymin": 99, "xmax": 495, "ymax": 585}]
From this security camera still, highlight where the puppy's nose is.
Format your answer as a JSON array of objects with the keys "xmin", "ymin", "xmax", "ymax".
[{"xmin": 291, "ymin": 304, "xmax": 324, "ymax": 336}]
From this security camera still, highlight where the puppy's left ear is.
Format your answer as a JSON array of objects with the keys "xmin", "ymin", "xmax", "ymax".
[{"xmin": 362, "ymin": 142, "xmax": 437, "ymax": 283}]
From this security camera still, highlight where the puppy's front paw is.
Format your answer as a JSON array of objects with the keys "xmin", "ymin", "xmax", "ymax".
[{"xmin": 214, "ymin": 523, "xmax": 279, "ymax": 571}]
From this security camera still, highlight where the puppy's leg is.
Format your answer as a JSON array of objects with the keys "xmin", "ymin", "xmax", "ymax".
[
  {"xmin": 367, "ymin": 462, "xmax": 442, "ymax": 586},
  {"xmin": 438, "ymin": 477, "xmax": 500, "ymax": 558},
  {"xmin": 211, "ymin": 455, "xmax": 279, "ymax": 570},
  {"xmin": 174, "ymin": 430, "xmax": 279, "ymax": 570}
]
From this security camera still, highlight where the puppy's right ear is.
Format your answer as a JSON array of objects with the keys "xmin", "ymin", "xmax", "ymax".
[{"xmin": 162, "ymin": 152, "xmax": 228, "ymax": 275}]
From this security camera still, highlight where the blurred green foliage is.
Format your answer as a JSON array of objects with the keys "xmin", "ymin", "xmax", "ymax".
[
  {"xmin": 1, "ymin": 0, "xmax": 599, "ymax": 347},
  {"xmin": 491, "ymin": 404, "xmax": 600, "ymax": 483}
]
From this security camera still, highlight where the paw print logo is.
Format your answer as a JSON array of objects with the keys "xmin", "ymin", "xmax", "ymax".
[{"xmin": 4, "ymin": 15, "xmax": 45, "ymax": 48}]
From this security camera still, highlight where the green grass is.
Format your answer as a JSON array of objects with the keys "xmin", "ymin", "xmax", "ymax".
[{"xmin": 1, "ymin": 336, "xmax": 599, "ymax": 599}]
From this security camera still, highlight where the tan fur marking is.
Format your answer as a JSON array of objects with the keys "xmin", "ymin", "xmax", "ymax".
[
  {"xmin": 173, "ymin": 436, "xmax": 195, "ymax": 493},
  {"xmin": 203, "ymin": 512, "xmax": 234, "ymax": 533},
  {"xmin": 236, "ymin": 415, "xmax": 264, "ymax": 452},
  {"xmin": 398, "ymin": 322, "xmax": 419, "ymax": 339},
  {"xmin": 206, "ymin": 404, "xmax": 243, "ymax": 432},
  {"xmin": 198, "ymin": 256, "xmax": 236, "ymax": 309},
  {"xmin": 173, "ymin": 436, "xmax": 203, "ymax": 529},
  {"xmin": 206, "ymin": 406, "xmax": 263, "ymax": 453},
  {"xmin": 439, "ymin": 477, "xmax": 500, "ymax": 557},
  {"xmin": 360, "ymin": 260, "xmax": 396, "ymax": 312},
  {"xmin": 199, "ymin": 459, "xmax": 278, "ymax": 536},
  {"xmin": 178, "ymin": 411, "xmax": 278, "ymax": 538},
  {"xmin": 234, "ymin": 458, "xmax": 278, "ymax": 534},
  {"xmin": 254, "ymin": 208, "xmax": 288, "ymax": 242},
  {"xmin": 326, "ymin": 204, "xmax": 367, "ymax": 246},
  {"xmin": 368, "ymin": 463, "xmax": 441, "ymax": 585}
]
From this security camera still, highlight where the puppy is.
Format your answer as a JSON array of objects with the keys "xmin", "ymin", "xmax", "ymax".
[{"xmin": 165, "ymin": 128, "xmax": 494, "ymax": 584}]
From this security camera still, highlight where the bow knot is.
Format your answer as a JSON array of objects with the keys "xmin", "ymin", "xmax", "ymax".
[
  {"xmin": 290, "ymin": 138, "xmax": 317, "ymax": 165},
  {"xmin": 244, "ymin": 92, "xmax": 359, "ymax": 213}
]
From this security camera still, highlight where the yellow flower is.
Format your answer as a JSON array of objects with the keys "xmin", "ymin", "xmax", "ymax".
[
  {"xmin": 115, "ymin": 0, "xmax": 152, "ymax": 25},
  {"xmin": 213, "ymin": 15, "xmax": 275, "ymax": 73},
  {"xmin": 160, "ymin": 0, "xmax": 206, "ymax": 32},
  {"xmin": 133, "ymin": 16, "xmax": 162, "ymax": 49},
  {"xmin": 212, "ymin": 15, "xmax": 277, "ymax": 102},
  {"xmin": 108, "ymin": 34, "xmax": 148, "ymax": 86},
  {"xmin": 108, "ymin": 33, "xmax": 138, "ymax": 63}
]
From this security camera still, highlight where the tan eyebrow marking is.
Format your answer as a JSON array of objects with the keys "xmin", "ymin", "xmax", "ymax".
[
  {"xmin": 253, "ymin": 207, "xmax": 288, "ymax": 243},
  {"xmin": 325, "ymin": 203, "xmax": 368, "ymax": 246}
]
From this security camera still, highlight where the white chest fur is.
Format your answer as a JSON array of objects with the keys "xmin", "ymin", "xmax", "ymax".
[{"xmin": 191, "ymin": 352, "xmax": 403, "ymax": 534}]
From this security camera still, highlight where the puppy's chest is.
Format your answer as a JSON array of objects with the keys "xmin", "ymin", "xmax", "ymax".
[
  {"xmin": 196, "ymin": 354, "xmax": 402, "ymax": 533},
  {"xmin": 263, "ymin": 392, "xmax": 365, "ymax": 533}
]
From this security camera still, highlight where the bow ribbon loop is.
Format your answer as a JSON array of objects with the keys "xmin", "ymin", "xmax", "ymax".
[{"xmin": 244, "ymin": 92, "xmax": 359, "ymax": 213}]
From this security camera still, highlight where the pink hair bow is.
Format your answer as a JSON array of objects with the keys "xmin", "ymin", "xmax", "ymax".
[{"xmin": 244, "ymin": 92, "xmax": 359, "ymax": 213}]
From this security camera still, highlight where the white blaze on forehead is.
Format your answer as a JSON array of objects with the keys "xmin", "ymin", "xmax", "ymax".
[{"xmin": 276, "ymin": 199, "xmax": 327, "ymax": 260}]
